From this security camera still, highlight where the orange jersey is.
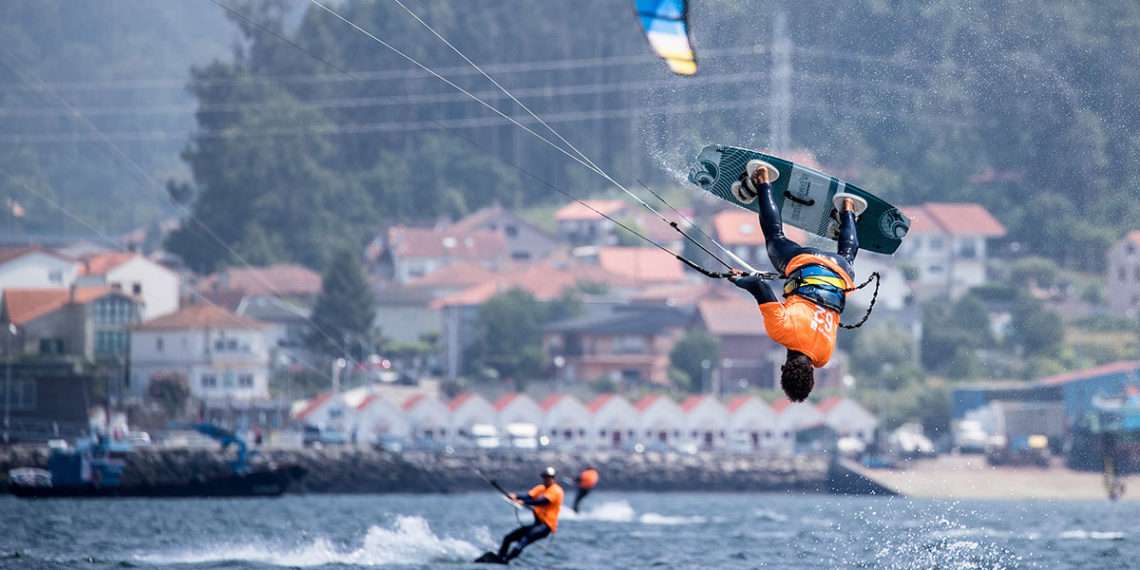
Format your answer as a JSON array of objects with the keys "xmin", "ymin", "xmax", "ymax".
[
  {"xmin": 759, "ymin": 296, "xmax": 839, "ymax": 368},
  {"xmin": 528, "ymin": 483, "xmax": 564, "ymax": 532},
  {"xmin": 578, "ymin": 468, "xmax": 598, "ymax": 490}
]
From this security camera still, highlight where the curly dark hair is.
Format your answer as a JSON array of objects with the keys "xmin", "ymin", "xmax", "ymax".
[{"xmin": 780, "ymin": 351, "xmax": 815, "ymax": 402}]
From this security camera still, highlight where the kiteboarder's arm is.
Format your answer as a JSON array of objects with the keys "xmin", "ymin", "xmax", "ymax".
[
  {"xmin": 731, "ymin": 272, "xmax": 778, "ymax": 305},
  {"xmin": 518, "ymin": 495, "xmax": 551, "ymax": 506}
]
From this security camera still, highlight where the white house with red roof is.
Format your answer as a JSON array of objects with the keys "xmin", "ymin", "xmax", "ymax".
[
  {"xmin": 291, "ymin": 388, "xmax": 368, "ymax": 435},
  {"xmin": 634, "ymin": 394, "xmax": 684, "ymax": 447},
  {"xmin": 587, "ymin": 394, "xmax": 637, "ymax": 449},
  {"xmin": 450, "ymin": 205, "xmax": 562, "ymax": 262},
  {"xmin": 448, "ymin": 392, "xmax": 497, "ymax": 441},
  {"xmin": 76, "ymin": 252, "xmax": 180, "ymax": 318},
  {"xmin": 538, "ymin": 394, "xmax": 591, "ymax": 449},
  {"xmin": 200, "ymin": 263, "xmax": 322, "ymax": 302},
  {"xmin": 726, "ymin": 395, "xmax": 779, "ymax": 451},
  {"xmin": 1107, "ymin": 230, "xmax": 1140, "ymax": 315},
  {"xmin": 771, "ymin": 398, "xmax": 826, "ymax": 453},
  {"xmin": 681, "ymin": 395, "xmax": 729, "ymax": 450},
  {"xmin": 402, "ymin": 394, "xmax": 450, "ymax": 441},
  {"xmin": 0, "ymin": 246, "xmax": 80, "ymax": 291},
  {"xmin": 494, "ymin": 393, "xmax": 543, "ymax": 431},
  {"xmin": 355, "ymin": 393, "xmax": 412, "ymax": 443},
  {"xmin": 129, "ymin": 303, "xmax": 270, "ymax": 401},
  {"xmin": 554, "ymin": 199, "xmax": 629, "ymax": 246},
  {"xmin": 384, "ymin": 226, "xmax": 507, "ymax": 283},
  {"xmin": 896, "ymin": 203, "xmax": 1006, "ymax": 299},
  {"xmin": 817, "ymin": 397, "xmax": 877, "ymax": 444}
]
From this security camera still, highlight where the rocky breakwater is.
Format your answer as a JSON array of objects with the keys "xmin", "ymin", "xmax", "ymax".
[{"xmin": 3, "ymin": 446, "xmax": 868, "ymax": 495}]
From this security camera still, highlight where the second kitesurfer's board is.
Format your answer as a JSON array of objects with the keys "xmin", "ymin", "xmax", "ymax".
[{"xmin": 687, "ymin": 144, "xmax": 910, "ymax": 255}]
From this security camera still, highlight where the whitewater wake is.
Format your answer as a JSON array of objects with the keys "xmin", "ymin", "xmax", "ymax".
[
  {"xmin": 134, "ymin": 515, "xmax": 483, "ymax": 567},
  {"xmin": 561, "ymin": 500, "xmax": 707, "ymax": 525}
]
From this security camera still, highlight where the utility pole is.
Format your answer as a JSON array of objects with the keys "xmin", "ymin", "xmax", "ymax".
[{"xmin": 769, "ymin": 11, "xmax": 793, "ymax": 153}]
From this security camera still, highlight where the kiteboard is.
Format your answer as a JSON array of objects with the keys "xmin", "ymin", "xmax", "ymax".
[
  {"xmin": 687, "ymin": 144, "xmax": 910, "ymax": 255},
  {"xmin": 474, "ymin": 552, "xmax": 509, "ymax": 565}
]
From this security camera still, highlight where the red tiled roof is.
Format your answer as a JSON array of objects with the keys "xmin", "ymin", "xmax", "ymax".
[
  {"xmin": 430, "ymin": 261, "xmax": 583, "ymax": 308},
  {"xmin": 817, "ymin": 396, "xmax": 843, "ymax": 414},
  {"xmin": 388, "ymin": 226, "xmax": 506, "ymax": 260},
  {"xmin": 554, "ymin": 200, "xmax": 627, "ymax": 221},
  {"xmin": 294, "ymin": 392, "xmax": 333, "ymax": 421},
  {"xmin": 587, "ymin": 394, "xmax": 615, "ymax": 414},
  {"xmin": 698, "ymin": 297, "xmax": 766, "ymax": 336},
  {"xmin": 1038, "ymin": 361, "xmax": 1140, "ymax": 386},
  {"xmin": 771, "ymin": 398, "xmax": 791, "ymax": 413},
  {"xmin": 681, "ymin": 395, "xmax": 705, "ymax": 413},
  {"xmin": 633, "ymin": 281, "xmax": 716, "ymax": 306},
  {"xmin": 0, "ymin": 246, "xmax": 72, "ymax": 265},
  {"xmin": 712, "ymin": 210, "xmax": 807, "ymax": 246},
  {"xmin": 409, "ymin": 262, "xmax": 500, "ymax": 289},
  {"xmin": 449, "ymin": 392, "xmax": 475, "ymax": 412},
  {"xmin": 539, "ymin": 394, "xmax": 564, "ymax": 411},
  {"xmin": 634, "ymin": 394, "xmax": 660, "ymax": 412},
  {"xmin": 3, "ymin": 287, "xmax": 120, "ymax": 325},
  {"xmin": 402, "ymin": 394, "xmax": 427, "ymax": 411},
  {"xmin": 136, "ymin": 302, "xmax": 265, "ymax": 330},
  {"xmin": 597, "ymin": 247, "xmax": 683, "ymax": 283},
  {"xmin": 79, "ymin": 252, "xmax": 136, "ymax": 276},
  {"xmin": 356, "ymin": 394, "xmax": 380, "ymax": 411},
  {"xmin": 900, "ymin": 203, "xmax": 1006, "ymax": 237},
  {"xmin": 494, "ymin": 393, "xmax": 518, "ymax": 411},
  {"xmin": 727, "ymin": 395, "xmax": 751, "ymax": 413},
  {"xmin": 201, "ymin": 264, "xmax": 321, "ymax": 297}
]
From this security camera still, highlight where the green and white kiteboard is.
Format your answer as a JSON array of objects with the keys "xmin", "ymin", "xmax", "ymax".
[{"xmin": 687, "ymin": 144, "xmax": 910, "ymax": 255}]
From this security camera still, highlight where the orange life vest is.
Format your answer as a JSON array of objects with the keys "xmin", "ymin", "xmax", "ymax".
[{"xmin": 528, "ymin": 483, "xmax": 564, "ymax": 532}]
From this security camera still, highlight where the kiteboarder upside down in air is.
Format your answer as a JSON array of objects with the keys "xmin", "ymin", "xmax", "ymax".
[{"xmin": 729, "ymin": 161, "xmax": 866, "ymax": 402}]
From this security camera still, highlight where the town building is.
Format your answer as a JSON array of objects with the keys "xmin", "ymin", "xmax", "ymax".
[
  {"xmin": 1106, "ymin": 230, "xmax": 1140, "ymax": 316},
  {"xmin": 896, "ymin": 203, "xmax": 1006, "ymax": 300},
  {"xmin": 634, "ymin": 394, "xmax": 684, "ymax": 447},
  {"xmin": 355, "ymin": 392, "xmax": 412, "ymax": 443},
  {"xmin": 554, "ymin": 199, "xmax": 629, "ymax": 246},
  {"xmin": 494, "ymin": 393, "xmax": 543, "ymax": 431},
  {"xmin": 543, "ymin": 303, "xmax": 692, "ymax": 386},
  {"xmin": 381, "ymin": 226, "xmax": 507, "ymax": 283},
  {"xmin": 711, "ymin": 210, "xmax": 808, "ymax": 272},
  {"xmin": 538, "ymin": 394, "xmax": 591, "ymax": 449},
  {"xmin": 129, "ymin": 303, "xmax": 271, "ymax": 402},
  {"xmin": 817, "ymin": 396, "xmax": 878, "ymax": 444},
  {"xmin": 402, "ymin": 394, "xmax": 451, "ymax": 442},
  {"xmin": 199, "ymin": 263, "xmax": 323, "ymax": 305},
  {"xmin": 587, "ymin": 393, "xmax": 637, "ymax": 449},
  {"xmin": 0, "ymin": 247, "xmax": 80, "ymax": 291},
  {"xmin": 75, "ymin": 252, "xmax": 180, "ymax": 319},
  {"xmin": 726, "ymin": 395, "xmax": 779, "ymax": 451},
  {"xmin": 695, "ymin": 295, "xmax": 780, "ymax": 390},
  {"xmin": 1, "ymin": 286, "xmax": 142, "ymax": 363},
  {"xmin": 450, "ymin": 205, "xmax": 563, "ymax": 262},
  {"xmin": 448, "ymin": 392, "xmax": 497, "ymax": 441},
  {"xmin": 681, "ymin": 395, "xmax": 729, "ymax": 450},
  {"xmin": 772, "ymin": 398, "xmax": 826, "ymax": 454}
]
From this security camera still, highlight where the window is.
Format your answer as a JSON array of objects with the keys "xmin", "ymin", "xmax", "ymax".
[
  {"xmin": 201, "ymin": 375, "xmax": 217, "ymax": 388},
  {"xmin": 578, "ymin": 429, "xmax": 585, "ymax": 437},
  {"xmin": 929, "ymin": 237, "xmax": 944, "ymax": 250},
  {"xmin": 505, "ymin": 225, "xmax": 519, "ymax": 238},
  {"xmin": 38, "ymin": 338, "xmax": 64, "ymax": 355},
  {"xmin": 613, "ymin": 336, "xmax": 648, "ymax": 354},
  {"xmin": 48, "ymin": 270, "xmax": 62, "ymax": 284},
  {"xmin": 238, "ymin": 374, "xmax": 254, "ymax": 388},
  {"xmin": 95, "ymin": 331, "xmax": 127, "ymax": 355},
  {"xmin": 958, "ymin": 241, "xmax": 977, "ymax": 259},
  {"xmin": 1128, "ymin": 243, "xmax": 1137, "ymax": 255},
  {"xmin": 928, "ymin": 264, "xmax": 944, "ymax": 275},
  {"xmin": 132, "ymin": 283, "xmax": 142, "ymax": 296},
  {"xmin": 511, "ymin": 251, "xmax": 531, "ymax": 261},
  {"xmin": 155, "ymin": 337, "xmax": 164, "ymax": 352},
  {"xmin": 223, "ymin": 371, "xmax": 235, "ymax": 388}
]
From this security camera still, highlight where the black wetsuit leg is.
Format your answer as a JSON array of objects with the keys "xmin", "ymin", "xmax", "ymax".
[
  {"xmin": 754, "ymin": 180, "xmax": 811, "ymax": 273},
  {"xmin": 499, "ymin": 523, "xmax": 551, "ymax": 561},
  {"xmin": 573, "ymin": 488, "xmax": 592, "ymax": 512}
]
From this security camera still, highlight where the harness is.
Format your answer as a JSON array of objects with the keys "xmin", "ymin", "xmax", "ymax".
[{"xmin": 782, "ymin": 264, "xmax": 849, "ymax": 313}]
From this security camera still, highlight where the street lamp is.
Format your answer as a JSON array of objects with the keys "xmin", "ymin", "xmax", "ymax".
[{"xmin": 331, "ymin": 357, "xmax": 347, "ymax": 395}]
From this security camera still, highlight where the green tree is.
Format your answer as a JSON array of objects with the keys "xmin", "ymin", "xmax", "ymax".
[
  {"xmin": 146, "ymin": 373, "xmax": 191, "ymax": 419},
  {"xmin": 308, "ymin": 249, "xmax": 377, "ymax": 359},
  {"xmin": 669, "ymin": 331, "xmax": 720, "ymax": 393},
  {"xmin": 464, "ymin": 289, "xmax": 548, "ymax": 382},
  {"xmin": 1010, "ymin": 297, "xmax": 1065, "ymax": 357}
]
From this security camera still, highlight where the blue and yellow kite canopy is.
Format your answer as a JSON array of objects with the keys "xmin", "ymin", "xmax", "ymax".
[{"xmin": 635, "ymin": 0, "xmax": 697, "ymax": 76}]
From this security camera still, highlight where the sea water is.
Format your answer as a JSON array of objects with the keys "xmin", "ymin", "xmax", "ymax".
[{"xmin": 1, "ymin": 492, "xmax": 1136, "ymax": 569}]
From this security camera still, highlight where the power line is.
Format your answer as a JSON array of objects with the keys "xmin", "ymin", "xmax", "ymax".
[{"xmin": 0, "ymin": 93, "xmax": 978, "ymax": 144}]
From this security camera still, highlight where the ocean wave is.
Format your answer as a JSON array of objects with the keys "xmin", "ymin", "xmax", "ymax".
[
  {"xmin": 752, "ymin": 509, "xmax": 789, "ymax": 522},
  {"xmin": 562, "ymin": 500, "xmax": 636, "ymax": 522},
  {"xmin": 133, "ymin": 515, "xmax": 482, "ymax": 567},
  {"xmin": 637, "ymin": 513, "xmax": 707, "ymax": 525},
  {"xmin": 1058, "ymin": 530, "xmax": 1126, "ymax": 541}
]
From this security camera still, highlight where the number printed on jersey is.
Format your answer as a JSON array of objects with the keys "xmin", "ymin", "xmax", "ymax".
[{"xmin": 810, "ymin": 307, "xmax": 835, "ymax": 334}]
